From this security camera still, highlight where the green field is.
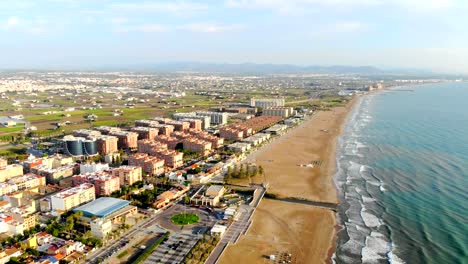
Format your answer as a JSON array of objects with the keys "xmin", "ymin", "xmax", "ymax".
[
  {"xmin": 170, "ymin": 213, "xmax": 199, "ymax": 225},
  {"xmin": 0, "ymin": 124, "xmax": 25, "ymax": 133}
]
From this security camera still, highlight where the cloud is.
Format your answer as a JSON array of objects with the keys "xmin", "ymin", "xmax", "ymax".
[
  {"xmin": 111, "ymin": 1, "xmax": 208, "ymax": 14},
  {"xmin": 334, "ymin": 21, "xmax": 367, "ymax": 33},
  {"xmin": 225, "ymin": 0, "xmax": 461, "ymax": 14},
  {"xmin": 180, "ymin": 23, "xmax": 243, "ymax": 33},
  {"xmin": 115, "ymin": 24, "xmax": 168, "ymax": 33},
  {"xmin": 6, "ymin": 16, "xmax": 19, "ymax": 27},
  {"xmin": 3, "ymin": 16, "xmax": 49, "ymax": 34}
]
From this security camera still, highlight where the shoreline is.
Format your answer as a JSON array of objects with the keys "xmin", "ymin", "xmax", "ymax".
[
  {"xmin": 327, "ymin": 95, "xmax": 360, "ymax": 263},
  {"xmin": 220, "ymin": 97, "xmax": 358, "ymax": 264}
]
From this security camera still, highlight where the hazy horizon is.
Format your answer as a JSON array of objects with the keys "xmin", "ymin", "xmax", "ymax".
[{"xmin": 2, "ymin": 0, "xmax": 468, "ymax": 73}]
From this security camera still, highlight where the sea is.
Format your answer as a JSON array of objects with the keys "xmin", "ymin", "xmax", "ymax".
[{"xmin": 332, "ymin": 82, "xmax": 468, "ymax": 264}]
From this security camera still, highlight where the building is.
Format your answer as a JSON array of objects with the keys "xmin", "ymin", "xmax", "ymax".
[
  {"xmin": 166, "ymin": 120, "xmax": 190, "ymax": 131},
  {"xmin": 73, "ymin": 197, "xmax": 137, "ymax": 226},
  {"xmin": 79, "ymin": 162, "xmax": 109, "ymax": 174},
  {"xmin": 49, "ymin": 183, "xmax": 95, "ymax": 211},
  {"xmin": 191, "ymin": 185, "xmax": 225, "ymax": 207},
  {"xmin": 135, "ymin": 119, "xmax": 159, "ymax": 128},
  {"xmin": 265, "ymin": 124, "xmax": 288, "ymax": 135},
  {"xmin": 180, "ymin": 119, "xmax": 202, "ymax": 131},
  {"xmin": 183, "ymin": 138, "xmax": 212, "ymax": 156},
  {"xmin": 93, "ymin": 135, "xmax": 119, "ymax": 155},
  {"xmin": 31, "ymin": 164, "xmax": 76, "ymax": 184},
  {"xmin": 8, "ymin": 207, "xmax": 38, "ymax": 230},
  {"xmin": 227, "ymin": 142, "xmax": 252, "ymax": 153},
  {"xmin": 154, "ymin": 150, "xmax": 183, "ymax": 169},
  {"xmin": 130, "ymin": 127, "xmax": 159, "ymax": 140},
  {"xmin": 72, "ymin": 129, "xmax": 101, "ymax": 138},
  {"xmin": 173, "ymin": 113, "xmax": 211, "ymax": 129},
  {"xmin": 250, "ymin": 98, "xmax": 285, "ymax": 108},
  {"xmin": 7, "ymin": 173, "xmax": 46, "ymax": 191},
  {"xmin": 210, "ymin": 224, "xmax": 227, "ymax": 237},
  {"xmin": 150, "ymin": 124, "xmax": 175, "ymax": 136},
  {"xmin": 72, "ymin": 172, "xmax": 120, "ymax": 197},
  {"xmin": 94, "ymin": 126, "xmax": 121, "ymax": 135},
  {"xmin": 262, "ymin": 106, "xmax": 294, "ymax": 118},
  {"xmin": 0, "ymin": 164, "xmax": 23, "ymax": 182},
  {"xmin": 21, "ymin": 155, "xmax": 43, "ymax": 173},
  {"xmin": 127, "ymin": 153, "xmax": 165, "ymax": 176},
  {"xmin": 195, "ymin": 111, "xmax": 229, "ymax": 125},
  {"xmin": 137, "ymin": 139, "xmax": 168, "ymax": 155},
  {"xmin": 90, "ymin": 218, "xmax": 112, "ymax": 239},
  {"xmin": 109, "ymin": 131, "xmax": 139, "ymax": 149},
  {"xmin": 111, "ymin": 166, "xmax": 142, "ymax": 186}
]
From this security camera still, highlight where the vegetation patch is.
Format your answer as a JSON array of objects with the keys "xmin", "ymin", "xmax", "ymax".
[
  {"xmin": 117, "ymin": 249, "xmax": 129, "ymax": 259},
  {"xmin": 132, "ymin": 232, "xmax": 170, "ymax": 264},
  {"xmin": 171, "ymin": 213, "xmax": 199, "ymax": 225}
]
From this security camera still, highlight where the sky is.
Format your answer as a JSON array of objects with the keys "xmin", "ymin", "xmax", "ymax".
[{"xmin": 1, "ymin": 0, "xmax": 468, "ymax": 73}]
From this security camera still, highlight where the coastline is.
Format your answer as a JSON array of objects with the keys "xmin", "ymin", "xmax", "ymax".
[{"xmin": 219, "ymin": 97, "xmax": 358, "ymax": 264}]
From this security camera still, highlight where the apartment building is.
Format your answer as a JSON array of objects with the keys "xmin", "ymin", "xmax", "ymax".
[
  {"xmin": 137, "ymin": 139, "xmax": 168, "ymax": 155},
  {"xmin": 72, "ymin": 172, "xmax": 120, "ymax": 197},
  {"xmin": 109, "ymin": 131, "xmax": 139, "ymax": 149},
  {"xmin": 250, "ymin": 98, "xmax": 285, "ymax": 108},
  {"xmin": 0, "ymin": 164, "xmax": 23, "ymax": 182},
  {"xmin": 154, "ymin": 150, "xmax": 183, "ymax": 169},
  {"xmin": 31, "ymin": 164, "xmax": 76, "ymax": 184},
  {"xmin": 7, "ymin": 173, "xmax": 46, "ymax": 191},
  {"xmin": 79, "ymin": 162, "xmax": 109, "ymax": 174},
  {"xmin": 50, "ymin": 183, "xmax": 95, "ymax": 211},
  {"xmin": 130, "ymin": 127, "xmax": 159, "ymax": 140},
  {"xmin": 150, "ymin": 124, "xmax": 175, "ymax": 136},
  {"xmin": 135, "ymin": 119, "xmax": 159, "ymax": 127},
  {"xmin": 180, "ymin": 119, "xmax": 202, "ymax": 131},
  {"xmin": 155, "ymin": 135, "xmax": 181, "ymax": 149},
  {"xmin": 93, "ymin": 135, "xmax": 119, "ymax": 155},
  {"xmin": 173, "ymin": 113, "xmax": 211, "ymax": 129},
  {"xmin": 111, "ymin": 166, "xmax": 142, "ymax": 186},
  {"xmin": 183, "ymin": 138, "xmax": 212, "ymax": 156},
  {"xmin": 166, "ymin": 120, "xmax": 190, "ymax": 131},
  {"xmin": 72, "ymin": 129, "xmax": 101, "ymax": 138},
  {"xmin": 262, "ymin": 106, "xmax": 294, "ymax": 117},
  {"xmin": 195, "ymin": 111, "xmax": 229, "ymax": 125},
  {"xmin": 94, "ymin": 126, "xmax": 121, "ymax": 135},
  {"xmin": 127, "ymin": 153, "xmax": 165, "ymax": 176}
]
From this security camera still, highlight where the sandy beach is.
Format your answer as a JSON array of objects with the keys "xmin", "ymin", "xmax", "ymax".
[{"xmin": 219, "ymin": 100, "xmax": 355, "ymax": 264}]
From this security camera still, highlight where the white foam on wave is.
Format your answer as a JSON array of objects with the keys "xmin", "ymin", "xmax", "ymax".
[
  {"xmin": 380, "ymin": 183, "xmax": 387, "ymax": 192},
  {"xmin": 388, "ymin": 243, "xmax": 406, "ymax": 264},
  {"xmin": 361, "ymin": 231, "xmax": 391, "ymax": 263},
  {"xmin": 360, "ymin": 210, "xmax": 382, "ymax": 228},
  {"xmin": 362, "ymin": 196, "xmax": 377, "ymax": 203}
]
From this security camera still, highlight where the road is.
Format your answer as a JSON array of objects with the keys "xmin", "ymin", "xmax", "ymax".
[
  {"xmin": 205, "ymin": 186, "xmax": 265, "ymax": 264},
  {"xmin": 84, "ymin": 213, "xmax": 156, "ymax": 263}
]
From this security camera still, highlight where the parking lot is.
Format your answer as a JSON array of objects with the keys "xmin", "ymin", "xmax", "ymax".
[{"xmin": 143, "ymin": 233, "xmax": 199, "ymax": 264}]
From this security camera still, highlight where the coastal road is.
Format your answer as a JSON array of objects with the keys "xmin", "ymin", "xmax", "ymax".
[{"xmin": 205, "ymin": 186, "xmax": 265, "ymax": 264}]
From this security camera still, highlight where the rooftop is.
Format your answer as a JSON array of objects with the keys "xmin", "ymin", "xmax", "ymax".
[{"xmin": 73, "ymin": 197, "xmax": 130, "ymax": 218}]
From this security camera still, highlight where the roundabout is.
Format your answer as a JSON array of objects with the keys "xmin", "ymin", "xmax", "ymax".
[{"xmin": 170, "ymin": 213, "xmax": 199, "ymax": 225}]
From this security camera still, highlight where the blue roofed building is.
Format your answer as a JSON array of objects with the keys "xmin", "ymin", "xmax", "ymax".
[{"xmin": 73, "ymin": 197, "xmax": 137, "ymax": 224}]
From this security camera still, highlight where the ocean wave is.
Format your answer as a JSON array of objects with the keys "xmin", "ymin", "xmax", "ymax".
[
  {"xmin": 361, "ymin": 210, "xmax": 382, "ymax": 228},
  {"xmin": 362, "ymin": 231, "xmax": 391, "ymax": 263}
]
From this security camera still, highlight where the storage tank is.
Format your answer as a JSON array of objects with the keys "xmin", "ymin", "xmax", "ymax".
[
  {"xmin": 83, "ymin": 139, "xmax": 98, "ymax": 155},
  {"xmin": 64, "ymin": 136, "xmax": 84, "ymax": 156}
]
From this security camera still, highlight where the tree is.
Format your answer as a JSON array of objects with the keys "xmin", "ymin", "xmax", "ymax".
[{"xmin": 258, "ymin": 165, "xmax": 264, "ymax": 176}]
